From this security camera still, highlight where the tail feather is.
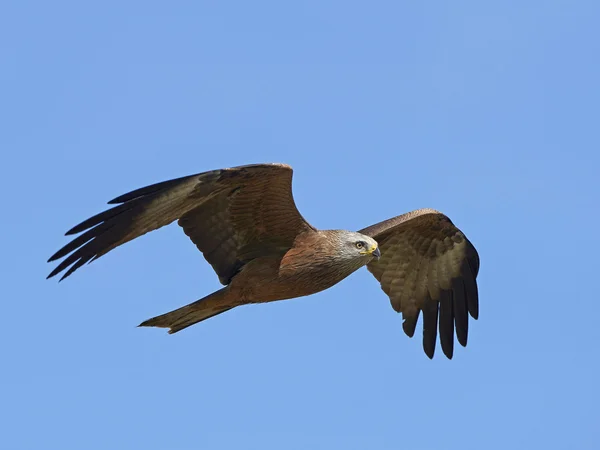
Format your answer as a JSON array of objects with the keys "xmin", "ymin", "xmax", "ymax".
[{"xmin": 138, "ymin": 288, "xmax": 238, "ymax": 334}]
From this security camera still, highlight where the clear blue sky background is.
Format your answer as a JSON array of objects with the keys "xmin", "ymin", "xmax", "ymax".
[{"xmin": 2, "ymin": 1, "xmax": 599, "ymax": 449}]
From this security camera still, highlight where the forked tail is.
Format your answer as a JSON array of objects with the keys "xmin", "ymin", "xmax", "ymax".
[{"xmin": 138, "ymin": 287, "xmax": 238, "ymax": 334}]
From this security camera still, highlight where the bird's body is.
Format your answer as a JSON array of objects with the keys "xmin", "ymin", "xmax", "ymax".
[
  {"xmin": 143, "ymin": 229, "xmax": 380, "ymax": 332},
  {"xmin": 48, "ymin": 163, "xmax": 480, "ymax": 359}
]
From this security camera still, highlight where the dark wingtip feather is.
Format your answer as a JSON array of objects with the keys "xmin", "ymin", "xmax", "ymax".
[
  {"xmin": 439, "ymin": 290, "xmax": 455, "ymax": 359},
  {"xmin": 58, "ymin": 272, "xmax": 70, "ymax": 282},
  {"xmin": 423, "ymin": 339, "xmax": 436, "ymax": 358},
  {"xmin": 48, "ymin": 172, "xmax": 205, "ymax": 282},
  {"xmin": 440, "ymin": 342, "xmax": 454, "ymax": 359},
  {"xmin": 422, "ymin": 300, "xmax": 438, "ymax": 359},
  {"xmin": 401, "ymin": 309, "xmax": 419, "ymax": 338},
  {"xmin": 65, "ymin": 202, "xmax": 134, "ymax": 236},
  {"xmin": 47, "ymin": 269, "xmax": 69, "ymax": 281},
  {"xmin": 462, "ymin": 261, "xmax": 479, "ymax": 320},
  {"xmin": 49, "ymin": 225, "xmax": 107, "ymax": 262},
  {"xmin": 66, "ymin": 221, "xmax": 90, "ymax": 236},
  {"xmin": 468, "ymin": 245, "xmax": 480, "ymax": 278},
  {"xmin": 58, "ymin": 259, "xmax": 85, "ymax": 281},
  {"xmin": 107, "ymin": 175, "xmax": 194, "ymax": 204},
  {"xmin": 47, "ymin": 266, "xmax": 62, "ymax": 280},
  {"xmin": 46, "ymin": 273, "xmax": 64, "ymax": 282},
  {"xmin": 452, "ymin": 278, "xmax": 469, "ymax": 348}
]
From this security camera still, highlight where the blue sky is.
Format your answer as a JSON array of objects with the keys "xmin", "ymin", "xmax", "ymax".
[{"xmin": 2, "ymin": 1, "xmax": 599, "ymax": 449}]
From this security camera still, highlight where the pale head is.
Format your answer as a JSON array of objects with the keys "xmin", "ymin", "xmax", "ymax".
[{"xmin": 326, "ymin": 230, "xmax": 381, "ymax": 264}]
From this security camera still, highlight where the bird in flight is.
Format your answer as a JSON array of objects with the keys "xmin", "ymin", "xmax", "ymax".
[{"xmin": 48, "ymin": 163, "xmax": 480, "ymax": 359}]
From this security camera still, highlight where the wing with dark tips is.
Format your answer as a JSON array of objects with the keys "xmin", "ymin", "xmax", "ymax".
[
  {"xmin": 48, "ymin": 163, "xmax": 316, "ymax": 282},
  {"xmin": 359, "ymin": 209, "xmax": 480, "ymax": 359}
]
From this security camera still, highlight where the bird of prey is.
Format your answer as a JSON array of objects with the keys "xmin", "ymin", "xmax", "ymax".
[{"xmin": 48, "ymin": 163, "xmax": 480, "ymax": 359}]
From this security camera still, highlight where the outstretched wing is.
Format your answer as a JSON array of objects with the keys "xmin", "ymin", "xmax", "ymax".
[
  {"xmin": 48, "ymin": 163, "xmax": 315, "ymax": 282},
  {"xmin": 359, "ymin": 208, "xmax": 480, "ymax": 359}
]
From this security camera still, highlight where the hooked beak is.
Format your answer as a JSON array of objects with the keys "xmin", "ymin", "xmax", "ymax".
[{"xmin": 371, "ymin": 246, "xmax": 381, "ymax": 260}]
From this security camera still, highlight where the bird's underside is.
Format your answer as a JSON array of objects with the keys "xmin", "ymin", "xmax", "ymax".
[{"xmin": 48, "ymin": 163, "xmax": 480, "ymax": 359}]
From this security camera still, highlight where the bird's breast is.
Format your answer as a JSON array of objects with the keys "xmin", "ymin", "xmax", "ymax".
[{"xmin": 232, "ymin": 255, "xmax": 359, "ymax": 304}]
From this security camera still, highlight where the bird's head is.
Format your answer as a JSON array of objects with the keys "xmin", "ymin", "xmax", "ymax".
[{"xmin": 333, "ymin": 231, "xmax": 381, "ymax": 262}]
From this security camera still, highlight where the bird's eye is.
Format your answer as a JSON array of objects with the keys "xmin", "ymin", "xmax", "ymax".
[{"xmin": 355, "ymin": 241, "xmax": 364, "ymax": 249}]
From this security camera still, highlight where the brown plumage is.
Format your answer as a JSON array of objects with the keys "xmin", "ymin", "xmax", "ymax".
[{"xmin": 48, "ymin": 163, "xmax": 480, "ymax": 359}]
